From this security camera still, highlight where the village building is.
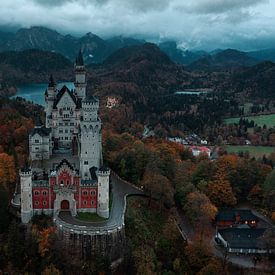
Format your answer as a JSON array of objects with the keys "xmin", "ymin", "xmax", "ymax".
[
  {"xmin": 216, "ymin": 227, "xmax": 269, "ymax": 254},
  {"xmin": 191, "ymin": 146, "xmax": 211, "ymax": 158},
  {"xmin": 215, "ymin": 209, "xmax": 259, "ymax": 228}
]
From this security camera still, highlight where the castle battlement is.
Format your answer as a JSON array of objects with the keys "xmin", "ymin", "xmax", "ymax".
[
  {"xmin": 19, "ymin": 169, "xmax": 32, "ymax": 177},
  {"xmin": 98, "ymin": 168, "xmax": 110, "ymax": 177}
]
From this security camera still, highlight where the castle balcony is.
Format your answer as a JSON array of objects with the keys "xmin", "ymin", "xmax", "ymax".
[
  {"xmin": 33, "ymin": 180, "xmax": 49, "ymax": 187},
  {"xmin": 53, "ymin": 185, "xmax": 77, "ymax": 193}
]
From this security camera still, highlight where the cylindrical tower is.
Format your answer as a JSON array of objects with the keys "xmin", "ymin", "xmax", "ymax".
[
  {"xmin": 20, "ymin": 167, "xmax": 33, "ymax": 224},
  {"xmin": 97, "ymin": 167, "xmax": 110, "ymax": 219},
  {"xmin": 80, "ymin": 98, "xmax": 102, "ymax": 179}
]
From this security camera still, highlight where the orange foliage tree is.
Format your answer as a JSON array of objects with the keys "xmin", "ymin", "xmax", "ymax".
[
  {"xmin": 206, "ymin": 156, "xmax": 237, "ymax": 207},
  {"xmin": 0, "ymin": 153, "xmax": 16, "ymax": 189}
]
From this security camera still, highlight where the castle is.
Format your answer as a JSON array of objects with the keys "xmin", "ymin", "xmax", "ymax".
[{"xmin": 20, "ymin": 51, "xmax": 110, "ymax": 224}]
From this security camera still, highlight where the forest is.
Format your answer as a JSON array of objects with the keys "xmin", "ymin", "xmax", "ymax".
[{"xmin": 1, "ymin": 93, "xmax": 274, "ymax": 273}]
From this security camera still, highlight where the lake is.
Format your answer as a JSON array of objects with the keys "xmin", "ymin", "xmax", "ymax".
[
  {"xmin": 12, "ymin": 82, "xmax": 74, "ymax": 106},
  {"xmin": 175, "ymin": 89, "xmax": 213, "ymax": 95}
]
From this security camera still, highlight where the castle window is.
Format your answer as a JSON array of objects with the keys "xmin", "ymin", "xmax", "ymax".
[
  {"xmin": 83, "ymin": 200, "xmax": 87, "ymax": 205},
  {"xmin": 82, "ymin": 190, "xmax": 88, "ymax": 196},
  {"xmin": 42, "ymin": 191, "xmax": 47, "ymax": 196},
  {"xmin": 60, "ymin": 180, "xmax": 64, "ymax": 186},
  {"xmin": 35, "ymin": 201, "xmax": 39, "ymax": 205},
  {"xmin": 84, "ymin": 161, "xmax": 88, "ymax": 165},
  {"xmin": 90, "ymin": 190, "xmax": 96, "ymax": 196},
  {"xmin": 34, "ymin": 191, "xmax": 39, "ymax": 196},
  {"xmin": 43, "ymin": 201, "xmax": 47, "ymax": 206}
]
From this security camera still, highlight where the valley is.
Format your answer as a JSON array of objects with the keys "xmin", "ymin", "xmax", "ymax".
[{"xmin": 0, "ymin": 26, "xmax": 274, "ymax": 275}]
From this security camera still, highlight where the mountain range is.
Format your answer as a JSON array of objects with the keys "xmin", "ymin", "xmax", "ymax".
[
  {"xmin": 1, "ymin": 26, "xmax": 275, "ymax": 68},
  {"xmin": 0, "ymin": 49, "xmax": 72, "ymax": 84}
]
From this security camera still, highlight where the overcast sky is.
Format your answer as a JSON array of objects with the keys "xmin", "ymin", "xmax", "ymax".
[{"xmin": 0, "ymin": 0, "xmax": 275, "ymax": 51}]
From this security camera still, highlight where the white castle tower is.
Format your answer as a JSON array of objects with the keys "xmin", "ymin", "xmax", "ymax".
[
  {"xmin": 74, "ymin": 50, "xmax": 86, "ymax": 100},
  {"xmin": 45, "ymin": 75, "xmax": 56, "ymax": 128},
  {"xmin": 20, "ymin": 166, "xmax": 33, "ymax": 224},
  {"xmin": 79, "ymin": 97, "xmax": 102, "ymax": 179},
  {"xmin": 97, "ymin": 167, "xmax": 110, "ymax": 219}
]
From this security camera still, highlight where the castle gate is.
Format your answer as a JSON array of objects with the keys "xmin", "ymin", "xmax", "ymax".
[{"xmin": 61, "ymin": 200, "xmax": 70, "ymax": 210}]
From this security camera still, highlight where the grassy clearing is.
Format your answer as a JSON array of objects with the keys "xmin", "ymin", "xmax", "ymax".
[
  {"xmin": 226, "ymin": 145, "xmax": 274, "ymax": 158},
  {"xmin": 225, "ymin": 114, "xmax": 275, "ymax": 128},
  {"xmin": 76, "ymin": 212, "xmax": 107, "ymax": 222}
]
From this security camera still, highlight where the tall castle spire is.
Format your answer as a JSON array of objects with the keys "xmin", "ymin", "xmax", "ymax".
[
  {"xmin": 75, "ymin": 50, "xmax": 84, "ymax": 66},
  {"xmin": 74, "ymin": 50, "xmax": 87, "ymax": 99},
  {"xmin": 48, "ymin": 74, "xmax": 55, "ymax": 88}
]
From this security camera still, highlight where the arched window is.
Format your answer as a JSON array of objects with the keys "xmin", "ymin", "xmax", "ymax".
[
  {"xmin": 34, "ymin": 191, "xmax": 40, "ymax": 196},
  {"xmin": 34, "ymin": 201, "xmax": 39, "ymax": 205},
  {"xmin": 90, "ymin": 190, "xmax": 96, "ymax": 196},
  {"xmin": 83, "ymin": 200, "xmax": 87, "ymax": 205},
  {"xmin": 42, "ymin": 191, "xmax": 47, "ymax": 196},
  {"xmin": 82, "ymin": 190, "xmax": 88, "ymax": 196},
  {"xmin": 43, "ymin": 201, "xmax": 47, "ymax": 206}
]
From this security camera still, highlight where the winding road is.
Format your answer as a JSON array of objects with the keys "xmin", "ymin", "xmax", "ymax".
[{"xmin": 56, "ymin": 173, "xmax": 144, "ymax": 232}]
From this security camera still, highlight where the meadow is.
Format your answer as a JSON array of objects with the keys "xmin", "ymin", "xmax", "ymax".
[
  {"xmin": 226, "ymin": 145, "xmax": 274, "ymax": 158},
  {"xmin": 225, "ymin": 114, "xmax": 275, "ymax": 128}
]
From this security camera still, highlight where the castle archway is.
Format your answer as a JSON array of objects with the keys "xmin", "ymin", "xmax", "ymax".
[{"xmin": 61, "ymin": 200, "xmax": 70, "ymax": 210}]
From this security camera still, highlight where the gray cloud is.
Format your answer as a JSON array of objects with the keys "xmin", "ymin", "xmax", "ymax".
[
  {"xmin": 178, "ymin": 0, "xmax": 268, "ymax": 14},
  {"xmin": 0, "ymin": 0, "xmax": 274, "ymax": 51}
]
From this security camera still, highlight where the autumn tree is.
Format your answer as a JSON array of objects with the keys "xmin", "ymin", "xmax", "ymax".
[
  {"xmin": 206, "ymin": 155, "xmax": 237, "ymax": 206},
  {"xmin": 0, "ymin": 153, "xmax": 16, "ymax": 189},
  {"xmin": 142, "ymin": 169, "xmax": 174, "ymax": 208},
  {"xmin": 184, "ymin": 238, "xmax": 213, "ymax": 273},
  {"xmin": 184, "ymin": 192, "xmax": 217, "ymax": 227},
  {"xmin": 38, "ymin": 227, "xmax": 56, "ymax": 257},
  {"xmin": 132, "ymin": 244, "xmax": 157, "ymax": 275}
]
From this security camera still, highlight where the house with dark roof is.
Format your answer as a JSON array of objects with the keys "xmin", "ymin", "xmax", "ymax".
[
  {"xmin": 216, "ymin": 227, "xmax": 270, "ymax": 254},
  {"xmin": 215, "ymin": 209, "xmax": 259, "ymax": 228}
]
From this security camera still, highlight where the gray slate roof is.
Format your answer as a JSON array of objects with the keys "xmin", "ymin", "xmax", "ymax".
[
  {"xmin": 216, "ymin": 209, "xmax": 259, "ymax": 222},
  {"xmin": 30, "ymin": 126, "xmax": 51, "ymax": 137},
  {"xmin": 218, "ymin": 228, "xmax": 266, "ymax": 249}
]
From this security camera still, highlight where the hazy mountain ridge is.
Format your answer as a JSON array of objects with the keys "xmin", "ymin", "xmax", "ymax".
[
  {"xmin": 187, "ymin": 49, "xmax": 259, "ymax": 71},
  {"xmin": 0, "ymin": 49, "xmax": 73, "ymax": 84},
  {"xmin": 1, "ymin": 26, "xmax": 275, "ymax": 67},
  {"xmin": 0, "ymin": 26, "xmax": 143, "ymax": 64}
]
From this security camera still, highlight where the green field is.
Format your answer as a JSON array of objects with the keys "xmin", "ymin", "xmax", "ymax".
[
  {"xmin": 226, "ymin": 146, "xmax": 274, "ymax": 158},
  {"xmin": 225, "ymin": 114, "xmax": 275, "ymax": 128},
  {"xmin": 76, "ymin": 212, "xmax": 107, "ymax": 222}
]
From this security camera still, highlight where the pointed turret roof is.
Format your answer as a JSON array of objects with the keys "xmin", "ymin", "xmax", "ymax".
[
  {"xmin": 48, "ymin": 74, "xmax": 55, "ymax": 88},
  {"xmin": 75, "ymin": 50, "xmax": 84, "ymax": 66},
  {"xmin": 21, "ymin": 160, "xmax": 31, "ymax": 173},
  {"xmin": 34, "ymin": 115, "xmax": 43, "ymax": 128}
]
